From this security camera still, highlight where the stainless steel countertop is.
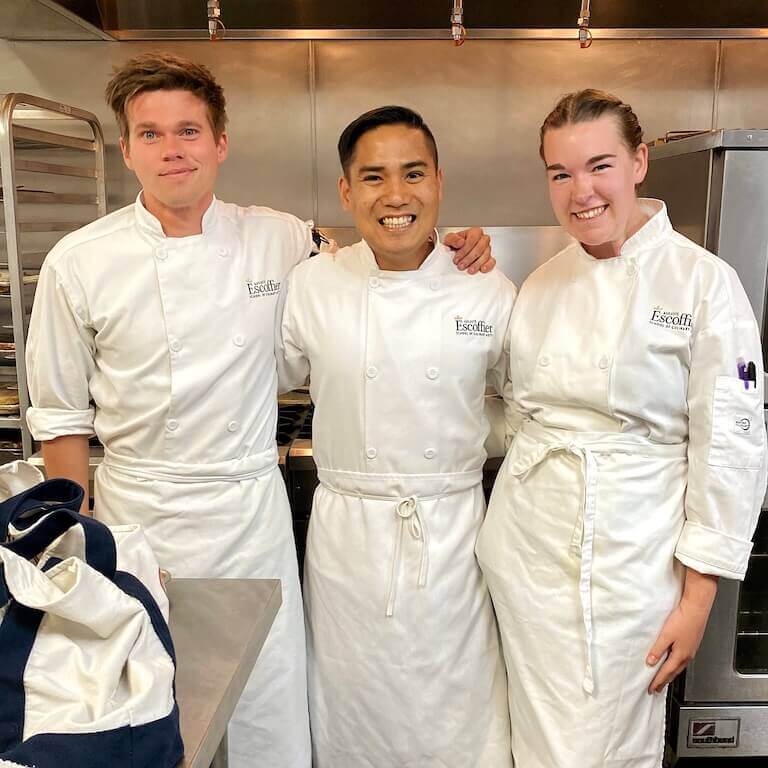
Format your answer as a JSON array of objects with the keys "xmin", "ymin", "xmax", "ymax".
[{"xmin": 168, "ymin": 578, "xmax": 282, "ymax": 768}]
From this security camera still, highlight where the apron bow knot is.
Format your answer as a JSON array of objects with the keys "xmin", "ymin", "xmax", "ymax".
[
  {"xmin": 395, "ymin": 496, "xmax": 423, "ymax": 540},
  {"xmin": 386, "ymin": 496, "xmax": 430, "ymax": 617}
]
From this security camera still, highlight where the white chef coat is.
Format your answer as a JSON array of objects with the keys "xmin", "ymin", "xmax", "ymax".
[
  {"xmin": 277, "ymin": 237, "xmax": 516, "ymax": 768},
  {"xmin": 476, "ymin": 199, "xmax": 767, "ymax": 768},
  {"xmin": 25, "ymin": 193, "xmax": 314, "ymax": 768}
]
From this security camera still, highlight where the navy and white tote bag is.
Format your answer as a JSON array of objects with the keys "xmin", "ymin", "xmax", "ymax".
[{"xmin": 0, "ymin": 463, "xmax": 184, "ymax": 767}]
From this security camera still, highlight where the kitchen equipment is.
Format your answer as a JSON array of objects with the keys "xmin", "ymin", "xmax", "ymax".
[
  {"xmin": 644, "ymin": 129, "xmax": 768, "ymax": 762},
  {"xmin": 287, "ymin": 404, "xmax": 316, "ymax": 575}
]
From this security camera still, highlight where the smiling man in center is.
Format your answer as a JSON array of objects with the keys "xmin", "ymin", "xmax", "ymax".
[{"xmin": 277, "ymin": 105, "xmax": 517, "ymax": 767}]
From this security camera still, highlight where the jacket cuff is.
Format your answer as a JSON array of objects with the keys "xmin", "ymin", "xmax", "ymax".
[
  {"xmin": 26, "ymin": 406, "xmax": 95, "ymax": 442},
  {"xmin": 675, "ymin": 519, "xmax": 753, "ymax": 580}
]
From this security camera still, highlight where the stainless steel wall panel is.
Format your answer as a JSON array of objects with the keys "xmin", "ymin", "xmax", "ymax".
[
  {"xmin": 0, "ymin": 40, "xmax": 314, "ymax": 218},
  {"xmin": 0, "ymin": 37, "xmax": 730, "ymax": 226},
  {"xmin": 718, "ymin": 40, "xmax": 768, "ymax": 129},
  {"xmin": 314, "ymin": 40, "xmax": 718, "ymax": 226}
]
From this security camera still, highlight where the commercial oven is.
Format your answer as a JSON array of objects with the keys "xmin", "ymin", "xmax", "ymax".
[{"xmin": 644, "ymin": 129, "xmax": 768, "ymax": 762}]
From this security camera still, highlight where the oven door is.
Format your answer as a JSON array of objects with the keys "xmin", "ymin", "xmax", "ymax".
[{"xmin": 681, "ymin": 505, "xmax": 768, "ymax": 703}]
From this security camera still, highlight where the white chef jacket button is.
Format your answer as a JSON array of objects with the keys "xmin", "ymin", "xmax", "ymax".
[
  {"xmin": 218, "ymin": 247, "xmax": 230, "ymax": 258},
  {"xmin": 627, "ymin": 263, "xmax": 636, "ymax": 276},
  {"xmin": 369, "ymin": 277, "xmax": 380, "ymax": 289},
  {"xmin": 365, "ymin": 365, "xmax": 378, "ymax": 379},
  {"xmin": 429, "ymin": 279, "xmax": 440, "ymax": 291},
  {"xmin": 366, "ymin": 447, "xmax": 377, "ymax": 459},
  {"xmin": 598, "ymin": 355, "xmax": 610, "ymax": 370},
  {"xmin": 426, "ymin": 367, "xmax": 439, "ymax": 380},
  {"xmin": 169, "ymin": 339, "xmax": 182, "ymax": 353},
  {"xmin": 156, "ymin": 247, "xmax": 168, "ymax": 261},
  {"xmin": 539, "ymin": 356, "xmax": 550, "ymax": 367},
  {"xmin": 166, "ymin": 419, "xmax": 179, "ymax": 432},
  {"xmin": 233, "ymin": 334, "xmax": 245, "ymax": 347},
  {"xmin": 424, "ymin": 448, "xmax": 437, "ymax": 459},
  {"xmin": 227, "ymin": 421, "xmax": 239, "ymax": 432}
]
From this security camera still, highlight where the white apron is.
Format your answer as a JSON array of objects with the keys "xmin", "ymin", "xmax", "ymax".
[
  {"xmin": 306, "ymin": 474, "xmax": 511, "ymax": 768},
  {"xmin": 277, "ymin": 238, "xmax": 517, "ymax": 767},
  {"xmin": 476, "ymin": 200, "xmax": 766, "ymax": 768},
  {"xmin": 26, "ymin": 194, "xmax": 315, "ymax": 768},
  {"xmin": 477, "ymin": 420, "xmax": 686, "ymax": 767}
]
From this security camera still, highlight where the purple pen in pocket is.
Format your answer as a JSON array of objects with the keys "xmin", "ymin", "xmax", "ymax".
[{"xmin": 738, "ymin": 358, "xmax": 749, "ymax": 389}]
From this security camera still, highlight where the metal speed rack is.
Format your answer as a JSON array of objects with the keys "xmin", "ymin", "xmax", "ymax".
[{"xmin": 0, "ymin": 93, "xmax": 106, "ymax": 459}]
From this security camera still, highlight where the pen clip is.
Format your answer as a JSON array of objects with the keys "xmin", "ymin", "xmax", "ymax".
[{"xmin": 737, "ymin": 358, "xmax": 749, "ymax": 390}]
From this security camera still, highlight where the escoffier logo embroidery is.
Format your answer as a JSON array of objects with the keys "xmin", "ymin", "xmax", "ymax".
[
  {"xmin": 649, "ymin": 306, "xmax": 692, "ymax": 332},
  {"xmin": 455, "ymin": 315, "xmax": 494, "ymax": 337},
  {"xmin": 246, "ymin": 279, "xmax": 281, "ymax": 298}
]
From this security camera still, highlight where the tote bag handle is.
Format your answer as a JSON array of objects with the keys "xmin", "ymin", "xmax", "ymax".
[{"xmin": 0, "ymin": 479, "xmax": 116, "ymax": 580}]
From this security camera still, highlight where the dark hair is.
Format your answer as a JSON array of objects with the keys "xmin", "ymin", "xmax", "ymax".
[
  {"xmin": 539, "ymin": 89, "xmax": 643, "ymax": 159},
  {"xmin": 338, "ymin": 105, "xmax": 439, "ymax": 176},
  {"xmin": 105, "ymin": 53, "xmax": 227, "ymax": 141}
]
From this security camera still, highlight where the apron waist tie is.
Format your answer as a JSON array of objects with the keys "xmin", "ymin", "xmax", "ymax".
[
  {"xmin": 511, "ymin": 441, "xmax": 598, "ymax": 696},
  {"xmin": 318, "ymin": 481, "xmax": 471, "ymax": 620},
  {"xmin": 568, "ymin": 444, "xmax": 598, "ymax": 696},
  {"xmin": 385, "ymin": 496, "xmax": 430, "ymax": 618},
  {"xmin": 103, "ymin": 446, "xmax": 278, "ymax": 483}
]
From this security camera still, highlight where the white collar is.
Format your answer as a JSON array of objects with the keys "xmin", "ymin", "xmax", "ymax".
[
  {"xmin": 575, "ymin": 198, "xmax": 672, "ymax": 262},
  {"xmin": 134, "ymin": 191, "xmax": 220, "ymax": 241},
  {"xmin": 361, "ymin": 229, "xmax": 447, "ymax": 278}
]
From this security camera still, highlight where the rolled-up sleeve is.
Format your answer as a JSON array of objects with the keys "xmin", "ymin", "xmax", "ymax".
[
  {"xmin": 25, "ymin": 256, "xmax": 96, "ymax": 441},
  {"xmin": 677, "ymin": 262, "xmax": 767, "ymax": 579}
]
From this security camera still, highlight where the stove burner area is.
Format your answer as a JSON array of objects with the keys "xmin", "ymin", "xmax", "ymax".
[
  {"xmin": 276, "ymin": 404, "xmax": 309, "ymax": 445},
  {"xmin": 276, "ymin": 401, "xmax": 316, "ymax": 576}
]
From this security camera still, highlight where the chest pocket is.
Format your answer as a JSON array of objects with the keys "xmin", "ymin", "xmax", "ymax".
[{"xmin": 708, "ymin": 375, "xmax": 765, "ymax": 469}]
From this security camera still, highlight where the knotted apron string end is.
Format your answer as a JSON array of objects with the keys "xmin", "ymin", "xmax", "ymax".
[
  {"xmin": 384, "ymin": 496, "xmax": 430, "ymax": 617},
  {"xmin": 582, "ymin": 665, "xmax": 595, "ymax": 695}
]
